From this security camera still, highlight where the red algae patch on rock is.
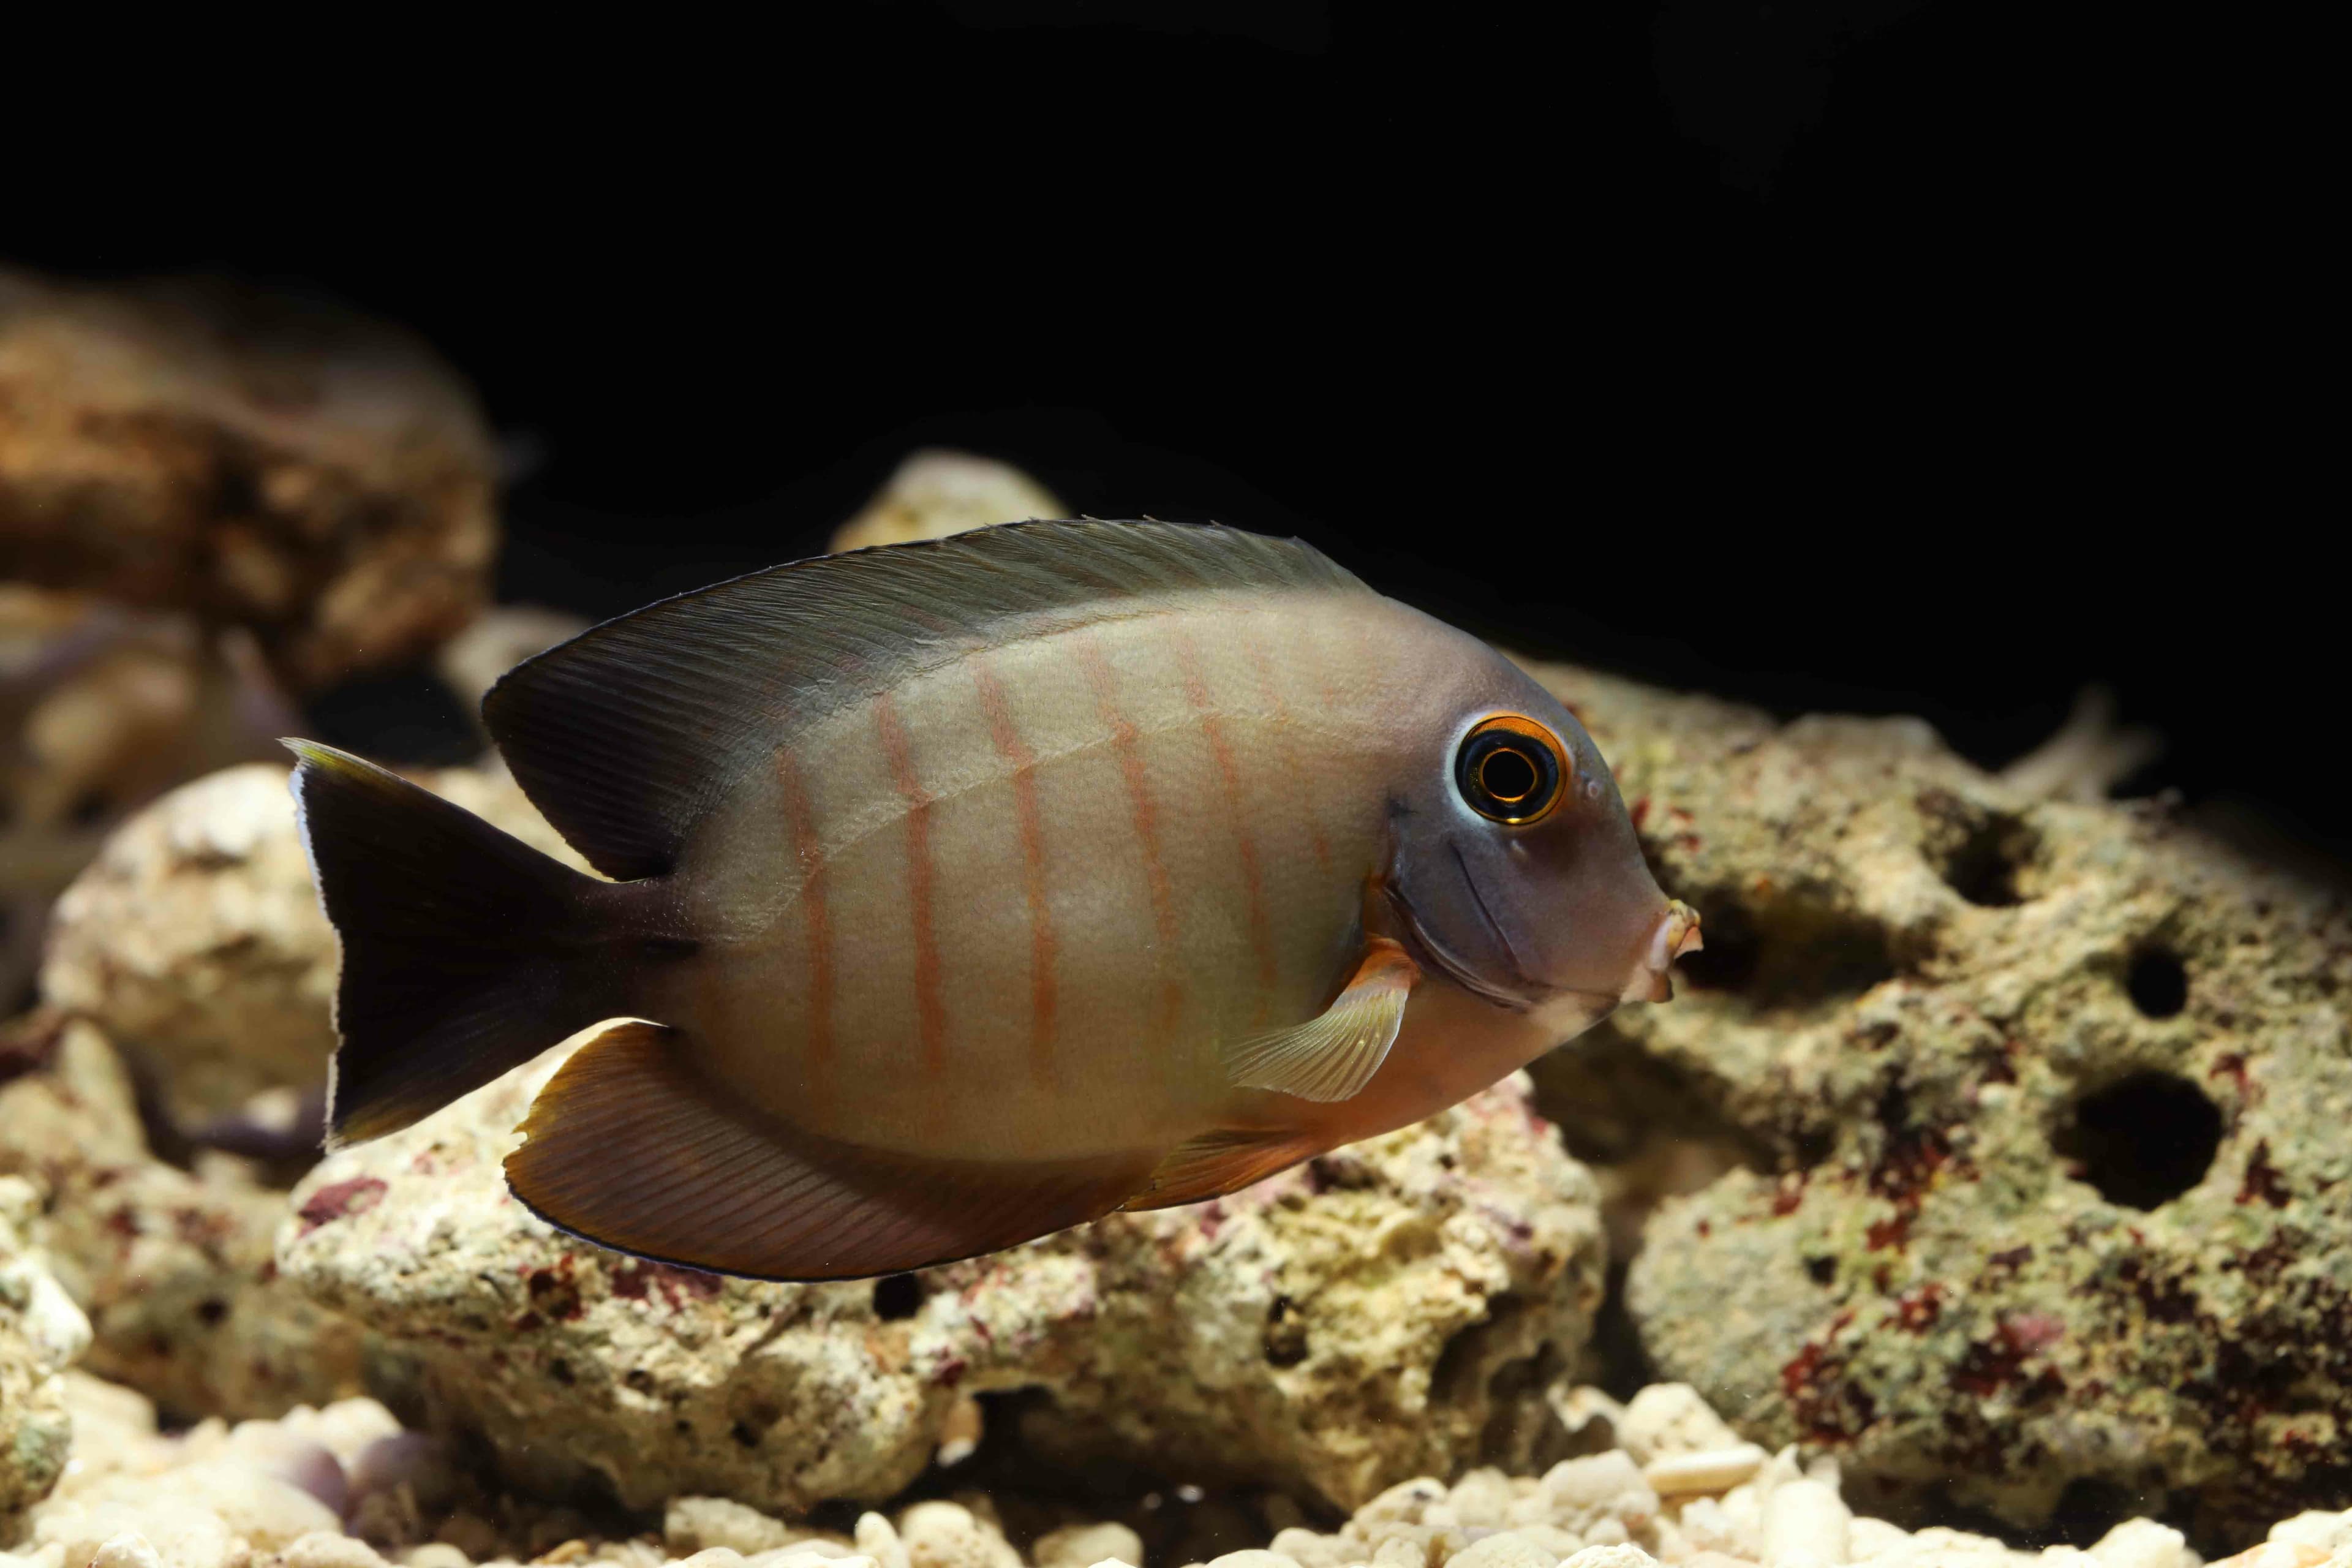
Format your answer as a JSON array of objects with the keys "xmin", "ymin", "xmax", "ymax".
[{"xmin": 1518, "ymin": 660, "xmax": 2352, "ymax": 1544}]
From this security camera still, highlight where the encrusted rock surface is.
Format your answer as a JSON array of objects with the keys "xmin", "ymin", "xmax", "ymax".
[
  {"xmin": 1513, "ymin": 660, "xmax": 2352, "ymax": 1542},
  {"xmin": 39, "ymin": 761, "xmax": 588, "ymax": 1126},
  {"xmin": 1, "ymin": 1175, "xmax": 89, "ymax": 1520},
  {"xmin": 0, "ymin": 1012, "xmax": 364, "ymax": 1420},
  {"xmin": 0, "ymin": 267, "xmax": 497, "ymax": 690},
  {"xmin": 281, "ymin": 1055, "xmax": 1605, "ymax": 1517}
]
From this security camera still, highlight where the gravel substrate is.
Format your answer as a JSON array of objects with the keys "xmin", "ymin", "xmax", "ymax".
[{"xmin": 6, "ymin": 1374, "xmax": 2345, "ymax": 1568}]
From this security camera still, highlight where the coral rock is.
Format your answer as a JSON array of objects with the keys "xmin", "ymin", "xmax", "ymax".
[
  {"xmin": 0, "ymin": 1013, "xmax": 364, "ymax": 1420},
  {"xmin": 0, "ymin": 268, "xmax": 497, "ymax": 692},
  {"xmin": 39, "ymin": 761, "xmax": 586, "ymax": 1126},
  {"xmin": 1, "ymin": 1175, "xmax": 89, "ymax": 1520},
  {"xmin": 1513, "ymin": 660, "xmax": 2352, "ymax": 1541},
  {"xmin": 280, "ymin": 1049, "xmax": 1604, "ymax": 1515}
]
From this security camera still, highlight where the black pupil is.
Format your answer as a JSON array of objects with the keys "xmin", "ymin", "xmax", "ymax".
[
  {"xmin": 1480, "ymin": 747, "xmax": 1539, "ymax": 802},
  {"xmin": 1457, "ymin": 728, "xmax": 1559, "ymax": 820}
]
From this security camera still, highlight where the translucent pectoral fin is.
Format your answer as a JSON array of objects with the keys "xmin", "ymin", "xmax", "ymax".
[{"xmin": 1219, "ymin": 936, "xmax": 1421, "ymax": 1103}]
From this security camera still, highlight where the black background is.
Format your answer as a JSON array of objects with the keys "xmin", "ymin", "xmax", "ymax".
[{"xmin": 4, "ymin": 4, "xmax": 2326, "ymax": 865}]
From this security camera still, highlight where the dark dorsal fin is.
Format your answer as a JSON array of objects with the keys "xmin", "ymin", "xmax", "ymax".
[{"xmin": 483, "ymin": 519, "xmax": 1366, "ymax": 880}]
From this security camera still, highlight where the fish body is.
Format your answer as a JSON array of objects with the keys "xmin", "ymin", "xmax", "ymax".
[{"xmin": 290, "ymin": 521, "xmax": 1697, "ymax": 1278}]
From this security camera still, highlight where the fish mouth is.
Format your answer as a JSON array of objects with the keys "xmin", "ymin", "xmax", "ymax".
[{"xmin": 1620, "ymin": 900, "xmax": 1704, "ymax": 1004}]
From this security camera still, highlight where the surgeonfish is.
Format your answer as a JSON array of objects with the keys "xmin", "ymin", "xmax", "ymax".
[{"xmin": 288, "ymin": 520, "xmax": 1701, "ymax": 1280}]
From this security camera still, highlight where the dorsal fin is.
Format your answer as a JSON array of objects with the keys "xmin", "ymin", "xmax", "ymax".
[{"xmin": 483, "ymin": 519, "xmax": 1366, "ymax": 880}]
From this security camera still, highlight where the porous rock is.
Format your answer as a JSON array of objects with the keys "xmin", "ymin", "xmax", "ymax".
[
  {"xmin": 0, "ymin": 1012, "xmax": 364, "ymax": 1419},
  {"xmin": 1512, "ymin": 658, "xmax": 2352, "ymax": 1542},
  {"xmin": 281, "ymin": 1055, "xmax": 1605, "ymax": 1515},
  {"xmin": 1, "ymin": 1174, "xmax": 89, "ymax": 1520},
  {"xmin": 0, "ymin": 267, "xmax": 497, "ymax": 691},
  {"xmin": 39, "ymin": 760, "xmax": 588, "ymax": 1126}
]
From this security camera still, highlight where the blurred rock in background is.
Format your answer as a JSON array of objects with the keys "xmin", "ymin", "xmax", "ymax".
[
  {"xmin": 0, "ymin": 267, "xmax": 496, "ymax": 693},
  {"xmin": 0, "ymin": 268, "xmax": 502, "ymax": 1017},
  {"xmin": 831, "ymin": 449, "xmax": 1066, "ymax": 554}
]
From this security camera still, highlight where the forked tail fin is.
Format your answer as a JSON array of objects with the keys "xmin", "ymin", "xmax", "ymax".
[{"xmin": 286, "ymin": 741, "xmax": 652, "ymax": 1148}]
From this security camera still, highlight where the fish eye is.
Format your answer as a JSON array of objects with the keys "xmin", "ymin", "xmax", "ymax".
[{"xmin": 1455, "ymin": 715, "xmax": 1569, "ymax": 825}]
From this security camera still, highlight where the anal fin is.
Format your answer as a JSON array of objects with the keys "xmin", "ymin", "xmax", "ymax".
[
  {"xmin": 1220, "ymin": 935, "xmax": 1420, "ymax": 1102},
  {"xmin": 505, "ymin": 1022, "xmax": 1149, "ymax": 1280},
  {"xmin": 1121, "ymin": 1126, "xmax": 1324, "ymax": 1211}
]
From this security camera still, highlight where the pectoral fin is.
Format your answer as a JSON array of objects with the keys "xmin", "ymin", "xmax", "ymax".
[
  {"xmin": 505, "ymin": 1021, "xmax": 1150, "ymax": 1280},
  {"xmin": 1220, "ymin": 935, "xmax": 1420, "ymax": 1102}
]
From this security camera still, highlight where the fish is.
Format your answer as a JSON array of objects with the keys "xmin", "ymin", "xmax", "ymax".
[{"xmin": 287, "ymin": 520, "xmax": 1700, "ymax": 1281}]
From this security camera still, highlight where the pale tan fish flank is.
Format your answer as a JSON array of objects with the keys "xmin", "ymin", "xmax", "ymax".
[
  {"xmin": 285, "ymin": 520, "xmax": 1700, "ymax": 1280},
  {"xmin": 1072, "ymin": 623, "xmax": 1186, "ymax": 1049},
  {"xmin": 968, "ymin": 652, "xmax": 1060, "ymax": 1090},
  {"xmin": 1172, "ymin": 620, "xmax": 1280, "ymax": 1029}
]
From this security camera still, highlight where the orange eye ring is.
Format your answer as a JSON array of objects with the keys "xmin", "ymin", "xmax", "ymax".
[{"xmin": 1455, "ymin": 714, "xmax": 1570, "ymax": 825}]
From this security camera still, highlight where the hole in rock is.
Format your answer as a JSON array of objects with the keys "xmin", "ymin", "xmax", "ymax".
[
  {"xmin": 2127, "ymin": 946, "xmax": 2188, "ymax": 1019},
  {"xmin": 1669, "ymin": 895, "xmax": 1897, "ymax": 1010},
  {"xmin": 1805, "ymin": 1256, "xmax": 1837, "ymax": 1285},
  {"xmin": 2054, "ymin": 1071, "xmax": 2222, "ymax": 1209},
  {"xmin": 1263, "ymin": 1295, "xmax": 1307, "ymax": 1367},
  {"xmin": 871, "ymin": 1272, "xmax": 922, "ymax": 1321},
  {"xmin": 1917, "ymin": 789, "xmax": 2041, "ymax": 908},
  {"xmin": 1936, "ymin": 815, "xmax": 2036, "ymax": 907}
]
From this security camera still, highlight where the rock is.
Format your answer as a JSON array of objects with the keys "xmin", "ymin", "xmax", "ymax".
[
  {"xmin": 281, "ymin": 1047, "xmax": 1604, "ymax": 1514},
  {"xmin": 1512, "ymin": 660, "xmax": 2352, "ymax": 1540},
  {"xmin": 282, "ymin": 1532, "xmax": 393, "ymax": 1568},
  {"xmin": 40, "ymin": 760, "xmax": 588, "ymax": 1126},
  {"xmin": 666, "ymin": 1499, "xmax": 801, "ymax": 1557},
  {"xmin": 1644, "ymin": 1448, "xmax": 1767, "ymax": 1498},
  {"xmin": 90, "ymin": 1536, "xmax": 163, "ymax": 1568},
  {"xmin": 899, "ymin": 1502, "xmax": 1020, "ymax": 1568},
  {"xmin": 829, "ymin": 450, "xmax": 1064, "ymax": 554},
  {"xmin": 2, "ymin": 1175, "xmax": 89, "ymax": 1518},
  {"xmin": 0, "ymin": 267, "xmax": 497, "ymax": 692},
  {"xmin": 1617, "ymin": 1387, "xmax": 1744, "ymax": 1468},
  {"xmin": 1758, "ymin": 1479, "xmax": 1848, "ymax": 1568},
  {"xmin": 0, "ymin": 587, "xmax": 293, "ymax": 1010},
  {"xmin": 0, "ymin": 1012, "xmax": 364, "ymax": 1419},
  {"xmin": 28, "ymin": 1496, "xmax": 243, "ymax": 1568},
  {"xmin": 1032, "ymin": 1525, "xmax": 1145, "ymax": 1568},
  {"xmin": 1446, "ymin": 1536, "xmax": 1558, "ymax": 1568},
  {"xmin": 2271, "ymin": 1514, "xmax": 2352, "ymax": 1553},
  {"xmin": 2086, "ymin": 1520, "xmax": 2196, "ymax": 1568}
]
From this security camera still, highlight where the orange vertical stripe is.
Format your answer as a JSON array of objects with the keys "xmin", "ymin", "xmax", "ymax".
[
  {"xmin": 774, "ymin": 746, "xmax": 835, "ymax": 1096},
  {"xmin": 971, "ymin": 656, "xmax": 1060, "ymax": 1088},
  {"xmin": 873, "ymin": 692, "xmax": 947, "ymax": 1079},
  {"xmin": 1076, "ymin": 630, "xmax": 1184, "ymax": 1038},
  {"xmin": 1175, "ymin": 626, "xmax": 1280, "ymax": 1025}
]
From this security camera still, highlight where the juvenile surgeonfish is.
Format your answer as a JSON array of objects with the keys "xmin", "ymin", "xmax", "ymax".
[{"xmin": 289, "ymin": 521, "xmax": 1700, "ymax": 1279}]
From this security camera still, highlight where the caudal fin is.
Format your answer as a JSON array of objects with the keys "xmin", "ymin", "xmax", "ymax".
[{"xmin": 287, "ymin": 741, "xmax": 647, "ymax": 1148}]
